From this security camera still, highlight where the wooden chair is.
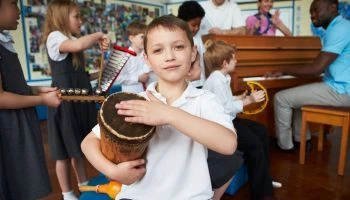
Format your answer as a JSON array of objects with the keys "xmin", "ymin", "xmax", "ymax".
[{"xmin": 299, "ymin": 105, "xmax": 350, "ymax": 176}]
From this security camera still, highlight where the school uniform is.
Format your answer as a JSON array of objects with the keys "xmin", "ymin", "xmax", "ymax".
[
  {"xmin": 113, "ymin": 48, "xmax": 147, "ymax": 93},
  {"xmin": 0, "ymin": 32, "xmax": 51, "ymax": 199},
  {"xmin": 92, "ymin": 82, "xmax": 237, "ymax": 200},
  {"xmin": 204, "ymin": 70, "xmax": 274, "ymax": 199},
  {"xmin": 46, "ymin": 31, "xmax": 97, "ymax": 160}
]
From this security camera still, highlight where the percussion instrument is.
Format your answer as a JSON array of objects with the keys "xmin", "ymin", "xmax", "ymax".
[
  {"xmin": 78, "ymin": 92, "xmax": 156, "ymax": 198},
  {"xmin": 59, "ymin": 45, "xmax": 136, "ymax": 102},
  {"xmin": 98, "ymin": 92, "xmax": 156, "ymax": 164},
  {"xmin": 242, "ymin": 81, "xmax": 269, "ymax": 115},
  {"xmin": 79, "ymin": 181, "xmax": 122, "ymax": 199}
]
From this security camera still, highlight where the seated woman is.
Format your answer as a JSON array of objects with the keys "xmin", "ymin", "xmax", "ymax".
[{"xmin": 246, "ymin": 0, "xmax": 292, "ymax": 36}]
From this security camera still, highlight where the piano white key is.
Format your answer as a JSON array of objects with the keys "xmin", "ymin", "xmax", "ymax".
[{"xmin": 243, "ymin": 75, "xmax": 296, "ymax": 82}]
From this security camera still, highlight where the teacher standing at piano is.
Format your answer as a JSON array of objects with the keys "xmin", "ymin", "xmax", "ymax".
[
  {"xmin": 199, "ymin": 0, "xmax": 246, "ymax": 36},
  {"xmin": 245, "ymin": 0, "xmax": 292, "ymax": 36},
  {"xmin": 269, "ymin": 0, "xmax": 350, "ymax": 151}
]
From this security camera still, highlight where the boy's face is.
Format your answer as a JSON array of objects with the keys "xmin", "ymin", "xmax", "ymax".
[
  {"xmin": 69, "ymin": 7, "xmax": 82, "ymax": 35},
  {"xmin": 129, "ymin": 33, "xmax": 144, "ymax": 51},
  {"xmin": 187, "ymin": 17, "xmax": 202, "ymax": 36},
  {"xmin": 144, "ymin": 26, "xmax": 196, "ymax": 84},
  {"xmin": 224, "ymin": 53, "xmax": 237, "ymax": 73},
  {"xmin": 0, "ymin": 0, "xmax": 20, "ymax": 31}
]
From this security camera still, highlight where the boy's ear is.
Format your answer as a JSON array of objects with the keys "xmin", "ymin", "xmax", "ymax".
[
  {"xmin": 191, "ymin": 45, "xmax": 198, "ymax": 63},
  {"xmin": 143, "ymin": 52, "xmax": 152, "ymax": 70},
  {"xmin": 128, "ymin": 35, "xmax": 134, "ymax": 42},
  {"xmin": 222, "ymin": 60, "xmax": 228, "ymax": 68}
]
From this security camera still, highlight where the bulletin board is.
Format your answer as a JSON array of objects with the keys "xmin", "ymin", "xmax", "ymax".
[{"xmin": 21, "ymin": 0, "xmax": 164, "ymax": 82}]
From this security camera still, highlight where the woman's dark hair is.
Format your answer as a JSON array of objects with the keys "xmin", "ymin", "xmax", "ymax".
[{"xmin": 178, "ymin": 1, "xmax": 205, "ymax": 22}]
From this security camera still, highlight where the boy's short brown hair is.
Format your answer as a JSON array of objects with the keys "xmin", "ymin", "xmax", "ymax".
[
  {"xmin": 126, "ymin": 20, "xmax": 147, "ymax": 37},
  {"xmin": 144, "ymin": 15, "xmax": 194, "ymax": 54},
  {"xmin": 204, "ymin": 40, "xmax": 236, "ymax": 73}
]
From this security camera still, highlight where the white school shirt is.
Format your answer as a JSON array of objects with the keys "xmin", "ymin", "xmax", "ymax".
[
  {"xmin": 46, "ymin": 31, "xmax": 72, "ymax": 61},
  {"xmin": 191, "ymin": 34, "xmax": 206, "ymax": 88},
  {"xmin": 199, "ymin": 0, "xmax": 245, "ymax": 35},
  {"xmin": 203, "ymin": 70, "xmax": 243, "ymax": 120},
  {"xmin": 92, "ymin": 82, "xmax": 234, "ymax": 200},
  {"xmin": 113, "ymin": 48, "xmax": 146, "ymax": 93},
  {"xmin": 0, "ymin": 31, "xmax": 15, "ymax": 53}
]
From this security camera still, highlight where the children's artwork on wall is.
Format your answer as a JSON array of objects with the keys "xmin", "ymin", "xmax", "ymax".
[
  {"xmin": 22, "ymin": 0, "xmax": 163, "ymax": 81},
  {"xmin": 24, "ymin": 1, "xmax": 51, "ymax": 80}
]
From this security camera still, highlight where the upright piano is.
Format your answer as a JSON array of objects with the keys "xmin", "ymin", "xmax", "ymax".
[{"xmin": 202, "ymin": 35, "xmax": 322, "ymax": 135}]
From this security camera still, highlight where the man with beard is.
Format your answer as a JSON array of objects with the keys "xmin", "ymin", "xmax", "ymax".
[{"xmin": 268, "ymin": 0, "xmax": 350, "ymax": 152}]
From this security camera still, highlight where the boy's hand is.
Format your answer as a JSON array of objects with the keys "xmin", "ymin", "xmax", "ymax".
[
  {"xmin": 115, "ymin": 91, "xmax": 173, "ymax": 126},
  {"xmin": 138, "ymin": 73, "xmax": 149, "ymax": 83},
  {"xmin": 248, "ymin": 90, "xmax": 265, "ymax": 103},
  {"xmin": 107, "ymin": 159, "xmax": 146, "ymax": 185},
  {"xmin": 237, "ymin": 90, "xmax": 248, "ymax": 100}
]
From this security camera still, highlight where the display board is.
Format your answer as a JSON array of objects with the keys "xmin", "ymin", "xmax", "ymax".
[{"xmin": 22, "ymin": 0, "xmax": 163, "ymax": 82}]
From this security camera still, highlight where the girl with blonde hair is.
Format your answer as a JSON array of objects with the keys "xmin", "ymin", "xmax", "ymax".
[{"xmin": 41, "ymin": 0, "xmax": 110, "ymax": 199}]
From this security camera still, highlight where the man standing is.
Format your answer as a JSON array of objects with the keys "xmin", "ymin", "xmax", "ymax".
[{"xmin": 199, "ymin": 0, "xmax": 246, "ymax": 35}]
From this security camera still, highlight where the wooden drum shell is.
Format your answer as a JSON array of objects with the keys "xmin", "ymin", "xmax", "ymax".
[{"xmin": 98, "ymin": 92, "xmax": 155, "ymax": 164}]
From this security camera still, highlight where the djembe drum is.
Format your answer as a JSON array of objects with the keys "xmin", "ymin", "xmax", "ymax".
[{"xmin": 98, "ymin": 92, "xmax": 156, "ymax": 164}]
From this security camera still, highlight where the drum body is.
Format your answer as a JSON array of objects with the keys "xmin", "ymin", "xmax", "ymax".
[{"xmin": 98, "ymin": 92, "xmax": 155, "ymax": 164}]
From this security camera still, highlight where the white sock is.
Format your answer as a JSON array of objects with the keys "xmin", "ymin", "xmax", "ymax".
[
  {"xmin": 78, "ymin": 180, "xmax": 89, "ymax": 187},
  {"xmin": 272, "ymin": 181, "xmax": 282, "ymax": 188},
  {"xmin": 62, "ymin": 190, "xmax": 78, "ymax": 200}
]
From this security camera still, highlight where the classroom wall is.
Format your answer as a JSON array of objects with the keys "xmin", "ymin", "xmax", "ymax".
[
  {"xmin": 167, "ymin": 0, "xmax": 314, "ymax": 36},
  {"xmin": 11, "ymin": 0, "xmax": 348, "ymax": 83},
  {"xmin": 14, "ymin": 0, "xmax": 165, "ymax": 82}
]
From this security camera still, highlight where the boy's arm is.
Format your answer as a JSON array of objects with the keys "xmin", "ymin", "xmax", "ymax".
[
  {"xmin": 168, "ymin": 107, "xmax": 237, "ymax": 155},
  {"xmin": 0, "ymin": 74, "xmax": 60, "ymax": 109},
  {"xmin": 116, "ymin": 92, "xmax": 237, "ymax": 155},
  {"xmin": 81, "ymin": 132, "xmax": 146, "ymax": 185}
]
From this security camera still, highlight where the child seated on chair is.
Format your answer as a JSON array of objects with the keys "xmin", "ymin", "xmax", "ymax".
[
  {"xmin": 81, "ymin": 15, "xmax": 237, "ymax": 199},
  {"xmin": 203, "ymin": 40, "xmax": 280, "ymax": 200}
]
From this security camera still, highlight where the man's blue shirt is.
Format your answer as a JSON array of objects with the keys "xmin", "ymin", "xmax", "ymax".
[{"xmin": 322, "ymin": 15, "xmax": 350, "ymax": 95}]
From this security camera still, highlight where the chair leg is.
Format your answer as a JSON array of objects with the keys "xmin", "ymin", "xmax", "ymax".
[
  {"xmin": 338, "ymin": 117, "xmax": 349, "ymax": 176},
  {"xmin": 299, "ymin": 112, "xmax": 308, "ymax": 165},
  {"xmin": 318, "ymin": 124, "xmax": 324, "ymax": 152}
]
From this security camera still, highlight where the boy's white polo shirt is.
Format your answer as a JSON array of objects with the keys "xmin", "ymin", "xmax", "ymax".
[{"xmin": 92, "ymin": 82, "xmax": 234, "ymax": 200}]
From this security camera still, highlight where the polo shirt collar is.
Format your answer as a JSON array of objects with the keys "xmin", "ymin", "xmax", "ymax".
[
  {"xmin": 0, "ymin": 31, "xmax": 14, "ymax": 43},
  {"xmin": 146, "ymin": 81, "xmax": 204, "ymax": 107},
  {"xmin": 213, "ymin": 70, "xmax": 231, "ymax": 84}
]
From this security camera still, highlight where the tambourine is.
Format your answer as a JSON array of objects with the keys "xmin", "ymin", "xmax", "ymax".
[{"xmin": 242, "ymin": 81, "xmax": 269, "ymax": 115}]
